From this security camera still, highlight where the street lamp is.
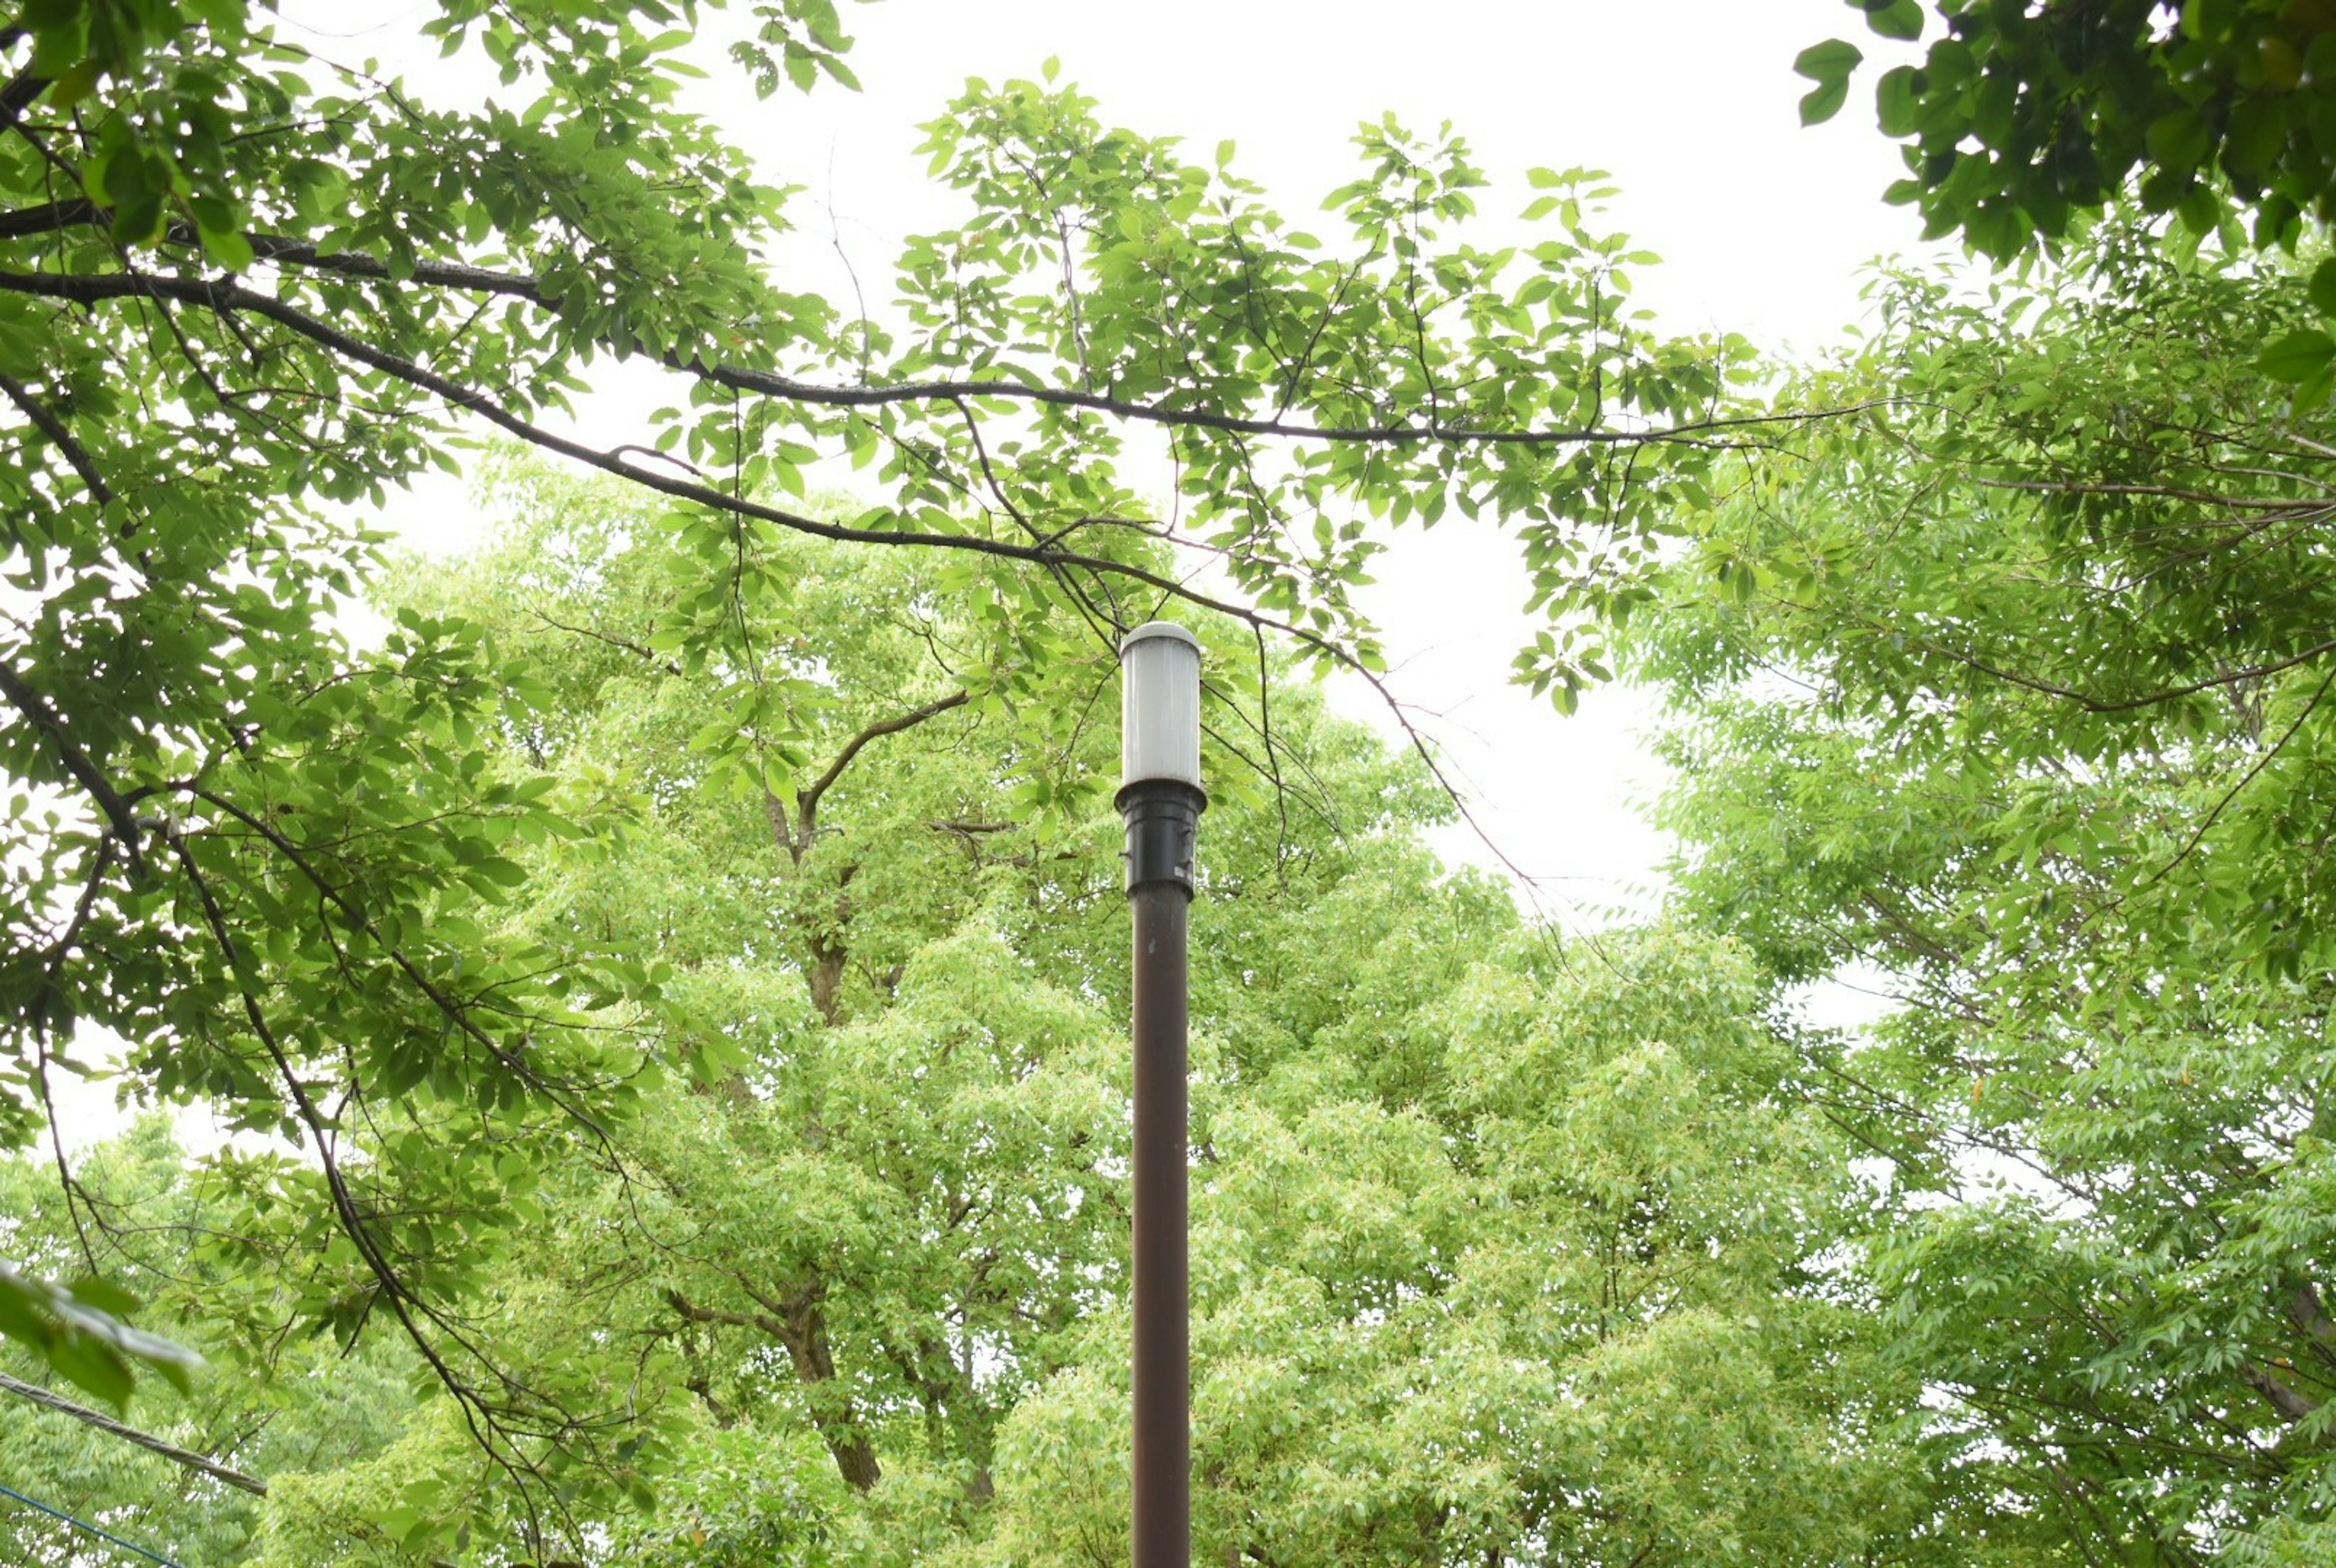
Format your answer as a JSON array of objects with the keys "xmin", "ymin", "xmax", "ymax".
[{"xmin": 1117, "ymin": 621, "xmax": 1203, "ymax": 1568}]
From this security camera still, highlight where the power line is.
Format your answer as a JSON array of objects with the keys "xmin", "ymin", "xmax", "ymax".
[
  {"xmin": 0, "ymin": 1479, "xmax": 184, "ymax": 1568},
  {"xmin": 0, "ymin": 1375, "xmax": 459, "ymax": 1568}
]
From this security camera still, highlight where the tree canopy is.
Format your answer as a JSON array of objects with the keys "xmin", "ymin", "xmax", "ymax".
[
  {"xmin": 0, "ymin": 0, "xmax": 1765, "ymax": 1423},
  {"xmin": 1626, "ymin": 218, "xmax": 2336, "ymax": 1561},
  {"xmin": 3, "ymin": 462, "xmax": 1929, "ymax": 1564},
  {"xmin": 13, "ymin": 0, "xmax": 2336, "ymax": 1563}
]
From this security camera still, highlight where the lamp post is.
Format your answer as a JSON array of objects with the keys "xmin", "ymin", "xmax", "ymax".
[{"xmin": 1117, "ymin": 621, "xmax": 1203, "ymax": 1568}]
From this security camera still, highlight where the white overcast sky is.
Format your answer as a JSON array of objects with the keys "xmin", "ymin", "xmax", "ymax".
[{"xmin": 285, "ymin": 0, "xmax": 1941, "ymax": 924}]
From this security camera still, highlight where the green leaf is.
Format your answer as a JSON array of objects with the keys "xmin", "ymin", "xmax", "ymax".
[
  {"xmin": 2145, "ymin": 108, "xmax": 2209, "ymax": 176},
  {"xmin": 112, "ymin": 192, "xmax": 165, "ymax": 246},
  {"xmin": 46, "ymin": 57, "xmax": 103, "ymax": 106},
  {"xmin": 201, "ymin": 225, "xmax": 256, "ymax": 270},
  {"xmin": 1801, "ymin": 78, "xmax": 1852, "ymax": 125},
  {"xmin": 1793, "ymin": 38, "xmax": 1864, "ymax": 83},
  {"xmin": 2258, "ymin": 327, "xmax": 2335, "ymax": 383},
  {"xmin": 46, "ymin": 1331, "xmax": 136, "ymax": 1410},
  {"xmin": 63, "ymin": 1276, "xmax": 142, "ymax": 1317},
  {"xmin": 2309, "ymin": 258, "xmax": 2336, "ymax": 319},
  {"xmin": 1876, "ymin": 64, "xmax": 1922, "ymax": 136},
  {"xmin": 1966, "ymin": 200, "xmax": 2026, "ymax": 259},
  {"xmin": 1794, "ymin": 40, "xmax": 1864, "ymax": 125},
  {"xmin": 1861, "ymin": 0, "xmax": 1924, "ymax": 41}
]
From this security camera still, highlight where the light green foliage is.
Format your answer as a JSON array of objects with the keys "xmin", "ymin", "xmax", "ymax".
[
  {"xmin": 976, "ymin": 932, "xmax": 1924, "ymax": 1566},
  {"xmin": 597, "ymin": 1423, "xmax": 849, "ymax": 1566},
  {"xmin": 1629, "ymin": 226, "xmax": 2336, "ymax": 1557},
  {"xmin": 82, "ymin": 459, "xmax": 1897, "ymax": 1565},
  {"xmin": 0, "ymin": 1118, "xmax": 415, "ymax": 1567}
]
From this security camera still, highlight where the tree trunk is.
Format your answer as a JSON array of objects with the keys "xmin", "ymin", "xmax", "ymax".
[{"xmin": 775, "ymin": 1285, "xmax": 882, "ymax": 1491}]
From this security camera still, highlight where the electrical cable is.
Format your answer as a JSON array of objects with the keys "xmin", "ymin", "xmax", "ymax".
[{"xmin": 0, "ymin": 1479, "xmax": 185, "ymax": 1567}]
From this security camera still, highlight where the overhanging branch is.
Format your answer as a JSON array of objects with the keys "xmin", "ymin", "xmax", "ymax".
[
  {"xmin": 0, "ymin": 218, "xmax": 1874, "ymax": 448},
  {"xmin": 0, "ymin": 263, "xmax": 1642, "ymax": 886},
  {"xmin": 0, "ymin": 1369, "xmax": 267, "ymax": 1496}
]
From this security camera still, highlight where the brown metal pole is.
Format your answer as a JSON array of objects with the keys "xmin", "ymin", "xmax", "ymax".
[
  {"xmin": 1119, "ymin": 621, "xmax": 1203, "ymax": 1567},
  {"xmin": 1130, "ymin": 879, "xmax": 1191, "ymax": 1568}
]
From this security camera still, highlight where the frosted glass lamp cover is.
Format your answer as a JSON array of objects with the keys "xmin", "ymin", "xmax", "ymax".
[{"xmin": 1120, "ymin": 622, "xmax": 1203, "ymax": 789}]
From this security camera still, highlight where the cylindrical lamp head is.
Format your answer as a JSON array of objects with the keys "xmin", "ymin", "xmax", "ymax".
[{"xmin": 1120, "ymin": 622, "xmax": 1203, "ymax": 791}]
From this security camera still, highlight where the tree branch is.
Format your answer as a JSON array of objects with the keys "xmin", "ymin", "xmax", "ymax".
[
  {"xmin": 0, "ymin": 659, "xmax": 146, "ymax": 864},
  {"xmin": 663, "ymin": 1286, "xmax": 786, "ymax": 1342},
  {"xmin": 0, "ymin": 195, "xmax": 94, "ymax": 240},
  {"xmin": 2243, "ymin": 1361, "xmax": 2321, "ymax": 1424},
  {"xmin": 526, "ymin": 609, "xmax": 683, "ymax": 677},
  {"xmin": 161, "ymin": 824, "xmax": 542, "ymax": 1503},
  {"xmin": 0, "ymin": 233, "xmax": 1871, "ymax": 448},
  {"xmin": 796, "ymin": 689, "xmax": 968, "ymax": 841},
  {"xmin": 0, "ymin": 1368, "xmax": 268, "ymax": 1496},
  {"xmin": 0, "ymin": 369, "xmax": 113, "ymax": 504},
  {"xmin": 1880, "ymin": 620, "xmax": 2336, "ymax": 715}
]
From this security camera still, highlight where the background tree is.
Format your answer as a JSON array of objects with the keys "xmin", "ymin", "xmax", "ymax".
[
  {"xmin": 1624, "ymin": 224, "xmax": 2336, "ymax": 1559},
  {"xmin": 28, "ymin": 459, "xmax": 1925, "ymax": 1566}
]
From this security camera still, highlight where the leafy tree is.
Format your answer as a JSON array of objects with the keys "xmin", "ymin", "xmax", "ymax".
[
  {"xmin": 1625, "ymin": 224, "xmax": 2336, "ymax": 1559},
  {"xmin": 0, "ymin": 0, "xmax": 1779, "ymax": 1434},
  {"xmin": 178, "ymin": 460, "xmax": 1922, "ymax": 1566},
  {"xmin": 975, "ymin": 929, "xmax": 1937, "ymax": 1567}
]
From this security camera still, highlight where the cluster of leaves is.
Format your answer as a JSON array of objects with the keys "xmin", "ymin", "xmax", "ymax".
[
  {"xmin": 1625, "ymin": 224, "xmax": 2336, "ymax": 1557},
  {"xmin": 0, "ymin": 1259, "xmax": 195, "ymax": 1410},
  {"xmin": 1801, "ymin": 0, "xmax": 2336, "ymax": 256}
]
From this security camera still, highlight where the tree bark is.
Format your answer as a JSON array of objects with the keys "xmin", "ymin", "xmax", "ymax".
[
  {"xmin": 666, "ymin": 1285, "xmax": 881, "ymax": 1491},
  {"xmin": 2243, "ymin": 1360, "xmax": 2321, "ymax": 1423}
]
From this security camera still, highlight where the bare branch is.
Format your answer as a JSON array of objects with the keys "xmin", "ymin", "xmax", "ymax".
[
  {"xmin": 527, "ymin": 609, "xmax": 684, "ymax": 677},
  {"xmin": 798, "ymin": 690, "xmax": 970, "ymax": 838},
  {"xmin": 0, "ymin": 1369, "xmax": 268, "ymax": 1496}
]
